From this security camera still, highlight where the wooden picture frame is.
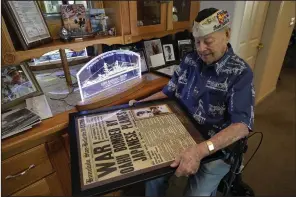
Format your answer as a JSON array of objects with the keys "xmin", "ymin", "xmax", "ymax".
[
  {"xmin": 1, "ymin": 63, "xmax": 43, "ymax": 111},
  {"xmin": 2, "ymin": 1, "xmax": 52, "ymax": 50},
  {"xmin": 68, "ymin": 98, "xmax": 224, "ymax": 196}
]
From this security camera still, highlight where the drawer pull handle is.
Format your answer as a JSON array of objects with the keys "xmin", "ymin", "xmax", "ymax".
[{"xmin": 5, "ymin": 164, "xmax": 35, "ymax": 180}]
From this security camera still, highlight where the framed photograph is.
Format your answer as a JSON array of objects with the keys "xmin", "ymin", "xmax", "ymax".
[
  {"xmin": 2, "ymin": 1, "xmax": 52, "ymax": 50},
  {"xmin": 178, "ymin": 39, "xmax": 193, "ymax": 60},
  {"xmin": 1, "ymin": 63, "xmax": 43, "ymax": 111},
  {"xmin": 1, "ymin": 108, "xmax": 41, "ymax": 140},
  {"xmin": 132, "ymin": 104, "xmax": 172, "ymax": 120},
  {"xmin": 61, "ymin": 4, "xmax": 88, "ymax": 33},
  {"xmin": 163, "ymin": 44, "xmax": 176, "ymax": 62},
  {"xmin": 143, "ymin": 39, "xmax": 166, "ymax": 69},
  {"xmin": 68, "ymin": 98, "xmax": 224, "ymax": 196},
  {"xmin": 134, "ymin": 49, "xmax": 149, "ymax": 73}
]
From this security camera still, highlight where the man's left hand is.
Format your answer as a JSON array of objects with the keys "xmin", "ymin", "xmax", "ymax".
[{"xmin": 170, "ymin": 143, "xmax": 209, "ymax": 177}]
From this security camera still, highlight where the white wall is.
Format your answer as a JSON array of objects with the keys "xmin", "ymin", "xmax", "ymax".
[{"xmin": 199, "ymin": 1, "xmax": 246, "ymax": 53}]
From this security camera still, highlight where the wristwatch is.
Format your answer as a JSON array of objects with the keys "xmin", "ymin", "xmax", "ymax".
[{"xmin": 206, "ymin": 140, "xmax": 215, "ymax": 153}]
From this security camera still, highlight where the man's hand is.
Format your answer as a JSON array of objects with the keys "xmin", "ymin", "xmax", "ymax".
[
  {"xmin": 129, "ymin": 99, "xmax": 137, "ymax": 106},
  {"xmin": 170, "ymin": 143, "xmax": 209, "ymax": 177}
]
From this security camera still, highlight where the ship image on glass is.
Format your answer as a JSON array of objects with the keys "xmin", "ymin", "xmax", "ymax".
[{"xmin": 76, "ymin": 50, "xmax": 141, "ymax": 101}]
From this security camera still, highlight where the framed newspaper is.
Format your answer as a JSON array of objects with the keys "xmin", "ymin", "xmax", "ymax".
[{"xmin": 69, "ymin": 98, "xmax": 224, "ymax": 196}]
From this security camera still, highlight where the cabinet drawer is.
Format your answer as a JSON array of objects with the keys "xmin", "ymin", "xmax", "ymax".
[
  {"xmin": 12, "ymin": 177, "xmax": 51, "ymax": 196},
  {"xmin": 12, "ymin": 172, "xmax": 64, "ymax": 196},
  {"xmin": 2, "ymin": 144, "xmax": 54, "ymax": 196}
]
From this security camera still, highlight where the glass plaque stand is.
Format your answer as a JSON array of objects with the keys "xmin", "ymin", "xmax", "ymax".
[{"xmin": 76, "ymin": 50, "xmax": 144, "ymax": 111}]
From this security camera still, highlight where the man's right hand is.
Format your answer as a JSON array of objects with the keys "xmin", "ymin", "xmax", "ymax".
[{"xmin": 129, "ymin": 91, "xmax": 167, "ymax": 106}]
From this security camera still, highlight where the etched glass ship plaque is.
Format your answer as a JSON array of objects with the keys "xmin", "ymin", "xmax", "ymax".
[{"xmin": 77, "ymin": 50, "xmax": 141, "ymax": 101}]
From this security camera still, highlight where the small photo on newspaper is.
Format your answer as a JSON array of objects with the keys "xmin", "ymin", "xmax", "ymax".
[{"xmin": 132, "ymin": 104, "xmax": 172, "ymax": 120}]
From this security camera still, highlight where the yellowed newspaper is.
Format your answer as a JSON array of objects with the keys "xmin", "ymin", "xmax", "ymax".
[{"xmin": 77, "ymin": 104, "xmax": 196, "ymax": 186}]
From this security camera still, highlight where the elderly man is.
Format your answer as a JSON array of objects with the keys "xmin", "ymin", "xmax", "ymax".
[{"xmin": 140, "ymin": 8, "xmax": 254, "ymax": 196}]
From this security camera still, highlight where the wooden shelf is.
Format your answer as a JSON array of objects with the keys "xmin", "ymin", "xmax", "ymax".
[
  {"xmin": 2, "ymin": 35, "xmax": 124, "ymax": 66},
  {"xmin": 125, "ymin": 28, "xmax": 189, "ymax": 44}
]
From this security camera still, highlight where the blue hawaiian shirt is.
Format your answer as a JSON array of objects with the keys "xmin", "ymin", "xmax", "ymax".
[{"xmin": 163, "ymin": 44, "xmax": 255, "ymax": 139}]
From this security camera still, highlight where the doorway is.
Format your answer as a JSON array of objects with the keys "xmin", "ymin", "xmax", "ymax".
[
  {"xmin": 236, "ymin": 1, "xmax": 269, "ymax": 70},
  {"xmin": 252, "ymin": 1, "xmax": 295, "ymax": 104}
]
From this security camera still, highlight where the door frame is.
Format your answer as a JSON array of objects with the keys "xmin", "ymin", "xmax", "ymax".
[{"xmin": 229, "ymin": 1, "xmax": 247, "ymax": 53}]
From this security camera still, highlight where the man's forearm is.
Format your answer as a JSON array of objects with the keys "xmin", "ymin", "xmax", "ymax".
[
  {"xmin": 199, "ymin": 123, "xmax": 249, "ymax": 157},
  {"xmin": 139, "ymin": 91, "xmax": 167, "ymax": 102}
]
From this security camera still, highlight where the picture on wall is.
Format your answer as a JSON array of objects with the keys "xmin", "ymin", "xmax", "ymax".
[
  {"xmin": 163, "ymin": 44, "xmax": 176, "ymax": 62},
  {"xmin": 143, "ymin": 39, "xmax": 166, "ymax": 69},
  {"xmin": 1, "ymin": 63, "xmax": 42, "ymax": 111}
]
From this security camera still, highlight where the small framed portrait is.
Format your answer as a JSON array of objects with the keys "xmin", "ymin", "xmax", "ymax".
[
  {"xmin": 134, "ymin": 49, "xmax": 149, "ymax": 73},
  {"xmin": 2, "ymin": 1, "xmax": 52, "ymax": 50},
  {"xmin": 1, "ymin": 63, "xmax": 43, "ymax": 111},
  {"xmin": 162, "ymin": 44, "xmax": 176, "ymax": 62},
  {"xmin": 132, "ymin": 104, "xmax": 172, "ymax": 120},
  {"xmin": 143, "ymin": 39, "xmax": 166, "ymax": 69}
]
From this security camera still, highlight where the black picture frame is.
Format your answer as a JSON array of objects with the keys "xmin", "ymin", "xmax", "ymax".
[
  {"xmin": 1, "ymin": 63, "xmax": 43, "ymax": 111},
  {"xmin": 133, "ymin": 49, "xmax": 149, "ymax": 74},
  {"xmin": 2, "ymin": 1, "xmax": 53, "ymax": 50},
  {"xmin": 162, "ymin": 44, "xmax": 176, "ymax": 63},
  {"xmin": 178, "ymin": 39, "xmax": 194, "ymax": 61},
  {"xmin": 68, "ymin": 98, "xmax": 224, "ymax": 196},
  {"xmin": 143, "ymin": 39, "xmax": 166, "ymax": 70}
]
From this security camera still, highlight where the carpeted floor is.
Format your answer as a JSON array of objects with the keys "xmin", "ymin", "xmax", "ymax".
[
  {"xmin": 123, "ymin": 66, "xmax": 296, "ymax": 196},
  {"xmin": 242, "ymin": 66, "xmax": 296, "ymax": 195}
]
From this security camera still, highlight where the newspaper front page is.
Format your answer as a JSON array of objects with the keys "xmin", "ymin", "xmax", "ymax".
[{"xmin": 77, "ymin": 104, "xmax": 196, "ymax": 187}]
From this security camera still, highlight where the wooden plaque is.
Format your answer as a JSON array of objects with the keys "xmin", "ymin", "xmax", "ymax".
[
  {"xmin": 2, "ymin": 1, "xmax": 52, "ymax": 50},
  {"xmin": 68, "ymin": 98, "xmax": 224, "ymax": 196}
]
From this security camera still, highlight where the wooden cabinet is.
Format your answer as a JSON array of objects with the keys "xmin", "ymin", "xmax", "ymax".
[
  {"xmin": 129, "ymin": 0, "xmax": 199, "ymax": 35},
  {"xmin": 1, "ymin": 1, "xmax": 200, "ymax": 66},
  {"xmin": 125, "ymin": 0, "xmax": 199, "ymax": 43},
  {"xmin": 1, "ymin": 143, "xmax": 66, "ymax": 196},
  {"xmin": 1, "ymin": 1, "xmax": 126, "ymax": 66},
  {"xmin": 12, "ymin": 173, "xmax": 64, "ymax": 196},
  {"xmin": 1, "ymin": 76, "xmax": 169, "ymax": 196},
  {"xmin": 2, "ymin": 144, "xmax": 54, "ymax": 196},
  {"xmin": 168, "ymin": 0, "xmax": 200, "ymax": 31},
  {"xmin": 129, "ymin": 1, "xmax": 167, "ymax": 36}
]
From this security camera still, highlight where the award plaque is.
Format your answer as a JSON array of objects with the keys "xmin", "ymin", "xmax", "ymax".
[
  {"xmin": 2, "ymin": 1, "xmax": 52, "ymax": 50},
  {"xmin": 76, "ymin": 50, "xmax": 142, "ymax": 102},
  {"xmin": 69, "ymin": 98, "xmax": 224, "ymax": 196}
]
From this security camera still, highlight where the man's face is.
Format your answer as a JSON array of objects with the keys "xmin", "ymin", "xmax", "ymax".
[
  {"xmin": 166, "ymin": 47, "xmax": 171, "ymax": 53},
  {"xmin": 194, "ymin": 28, "xmax": 230, "ymax": 65},
  {"xmin": 10, "ymin": 71, "xmax": 21, "ymax": 84}
]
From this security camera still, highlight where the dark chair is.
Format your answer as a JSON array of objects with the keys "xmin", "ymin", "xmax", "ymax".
[{"xmin": 218, "ymin": 138, "xmax": 255, "ymax": 196}]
